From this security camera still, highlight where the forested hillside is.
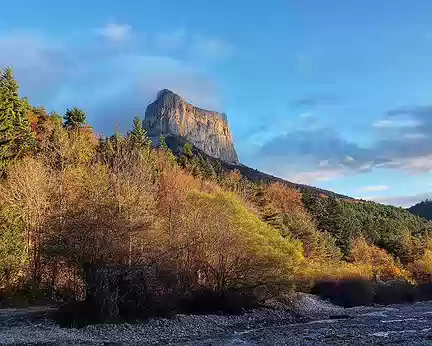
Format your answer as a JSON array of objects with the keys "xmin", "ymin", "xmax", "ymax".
[{"xmin": 1, "ymin": 67, "xmax": 432, "ymax": 322}]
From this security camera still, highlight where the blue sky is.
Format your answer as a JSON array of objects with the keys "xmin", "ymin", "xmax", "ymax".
[{"xmin": 1, "ymin": 0, "xmax": 432, "ymax": 206}]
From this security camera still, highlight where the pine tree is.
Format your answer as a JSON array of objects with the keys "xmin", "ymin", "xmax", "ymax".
[
  {"xmin": 159, "ymin": 135, "xmax": 176, "ymax": 165},
  {"xmin": 64, "ymin": 107, "xmax": 86, "ymax": 129},
  {"xmin": 0, "ymin": 69, "xmax": 15, "ymax": 159},
  {"xmin": 159, "ymin": 135, "xmax": 168, "ymax": 150},
  {"xmin": 0, "ymin": 67, "xmax": 33, "ymax": 171},
  {"xmin": 130, "ymin": 116, "xmax": 150, "ymax": 148},
  {"xmin": 183, "ymin": 142, "xmax": 193, "ymax": 157}
]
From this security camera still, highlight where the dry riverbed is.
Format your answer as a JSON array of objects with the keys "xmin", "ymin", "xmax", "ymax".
[{"xmin": 1, "ymin": 295, "xmax": 432, "ymax": 345}]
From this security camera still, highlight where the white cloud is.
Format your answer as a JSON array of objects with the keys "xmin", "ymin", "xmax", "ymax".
[
  {"xmin": 155, "ymin": 29, "xmax": 234, "ymax": 59},
  {"xmin": 365, "ymin": 192, "xmax": 432, "ymax": 207},
  {"xmin": 358, "ymin": 185, "xmax": 389, "ymax": 192},
  {"xmin": 373, "ymin": 119, "xmax": 420, "ymax": 128},
  {"xmin": 98, "ymin": 22, "xmax": 132, "ymax": 42},
  {"xmin": 403, "ymin": 133, "xmax": 427, "ymax": 140},
  {"xmin": 319, "ymin": 159, "xmax": 329, "ymax": 167},
  {"xmin": 286, "ymin": 168, "xmax": 345, "ymax": 185},
  {"xmin": 385, "ymin": 154, "xmax": 432, "ymax": 173}
]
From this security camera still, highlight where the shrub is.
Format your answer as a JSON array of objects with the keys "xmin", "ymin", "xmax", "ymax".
[
  {"xmin": 311, "ymin": 279, "xmax": 374, "ymax": 307},
  {"xmin": 418, "ymin": 283, "xmax": 432, "ymax": 301},
  {"xmin": 312, "ymin": 278, "xmax": 423, "ymax": 307},
  {"xmin": 374, "ymin": 280, "xmax": 418, "ymax": 305}
]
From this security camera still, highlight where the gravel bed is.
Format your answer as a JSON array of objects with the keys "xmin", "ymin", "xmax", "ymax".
[
  {"xmin": 0, "ymin": 295, "xmax": 432, "ymax": 345},
  {"xmin": 0, "ymin": 307, "xmax": 303, "ymax": 345}
]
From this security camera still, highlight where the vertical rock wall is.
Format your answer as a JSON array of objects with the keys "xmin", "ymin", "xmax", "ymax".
[{"xmin": 144, "ymin": 89, "xmax": 239, "ymax": 164}]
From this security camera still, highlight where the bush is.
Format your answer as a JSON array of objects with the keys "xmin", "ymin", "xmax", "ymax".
[
  {"xmin": 374, "ymin": 280, "xmax": 418, "ymax": 305},
  {"xmin": 312, "ymin": 278, "xmax": 427, "ymax": 307},
  {"xmin": 418, "ymin": 283, "xmax": 432, "ymax": 301},
  {"xmin": 311, "ymin": 279, "xmax": 374, "ymax": 307}
]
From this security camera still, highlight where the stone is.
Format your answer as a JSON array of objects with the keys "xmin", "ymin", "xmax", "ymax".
[{"xmin": 143, "ymin": 89, "xmax": 239, "ymax": 164}]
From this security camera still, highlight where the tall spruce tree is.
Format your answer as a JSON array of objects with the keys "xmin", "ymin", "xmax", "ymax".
[
  {"xmin": 0, "ymin": 67, "xmax": 32, "ymax": 171},
  {"xmin": 130, "ymin": 116, "xmax": 150, "ymax": 148},
  {"xmin": 64, "ymin": 107, "xmax": 86, "ymax": 129}
]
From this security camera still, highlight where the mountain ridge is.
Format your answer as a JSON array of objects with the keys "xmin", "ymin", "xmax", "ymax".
[{"xmin": 163, "ymin": 134, "xmax": 352, "ymax": 199}]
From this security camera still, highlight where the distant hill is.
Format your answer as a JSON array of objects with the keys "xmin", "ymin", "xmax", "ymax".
[{"xmin": 409, "ymin": 200, "xmax": 432, "ymax": 220}]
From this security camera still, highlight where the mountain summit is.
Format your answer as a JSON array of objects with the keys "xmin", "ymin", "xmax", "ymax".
[{"xmin": 143, "ymin": 89, "xmax": 239, "ymax": 164}]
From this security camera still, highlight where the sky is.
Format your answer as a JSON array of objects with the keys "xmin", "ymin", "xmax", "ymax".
[{"xmin": 1, "ymin": 0, "xmax": 432, "ymax": 206}]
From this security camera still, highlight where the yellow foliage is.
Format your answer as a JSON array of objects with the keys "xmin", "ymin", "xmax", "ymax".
[
  {"xmin": 174, "ymin": 191, "xmax": 305, "ymax": 292},
  {"xmin": 0, "ymin": 157, "xmax": 55, "ymax": 283},
  {"xmin": 303, "ymin": 261, "xmax": 373, "ymax": 283},
  {"xmin": 408, "ymin": 249, "xmax": 432, "ymax": 284},
  {"xmin": 350, "ymin": 236, "xmax": 410, "ymax": 281}
]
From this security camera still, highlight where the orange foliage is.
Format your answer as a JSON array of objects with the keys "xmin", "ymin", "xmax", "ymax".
[
  {"xmin": 350, "ymin": 236, "xmax": 410, "ymax": 281},
  {"xmin": 265, "ymin": 182, "xmax": 305, "ymax": 214}
]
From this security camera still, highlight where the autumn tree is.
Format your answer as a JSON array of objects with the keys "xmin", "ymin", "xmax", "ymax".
[
  {"xmin": 0, "ymin": 157, "xmax": 54, "ymax": 283},
  {"xmin": 350, "ymin": 236, "xmax": 409, "ymax": 281}
]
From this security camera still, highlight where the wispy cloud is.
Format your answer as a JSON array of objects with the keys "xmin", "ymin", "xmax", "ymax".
[
  {"xmin": 403, "ymin": 133, "xmax": 427, "ymax": 140},
  {"xmin": 98, "ymin": 22, "xmax": 132, "ymax": 42},
  {"xmin": 364, "ymin": 192, "xmax": 432, "ymax": 207},
  {"xmin": 286, "ymin": 167, "xmax": 345, "ymax": 185},
  {"xmin": 383, "ymin": 154, "xmax": 432, "ymax": 173},
  {"xmin": 372, "ymin": 119, "xmax": 419, "ymax": 128},
  {"xmin": 155, "ymin": 29, "xmax": 234, "ymax": 59},
  {"xmin": 258, "ymin": 99, "xmax": 432, "ymax": 180},
  {"xmin": 358, "ymin": 185, "xmax": 389, "ymax": 192}
]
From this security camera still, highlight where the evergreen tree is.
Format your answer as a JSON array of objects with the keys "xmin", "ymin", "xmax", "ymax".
[
  {"xmin": 64, "ymin": 107, "xmax": 86, "ymax": 129},
  {"xmin": 183, "ymin": 142, "xmax": 193, "ymax": 157},
  {"xmin": 0, "ymin": 67, "xmax": 33, "ymax": 171},
  {"xmin": 159, "ymin": 135, "xmax": 168, "ymax": 150},
  {"xmin": 159, "ymin": 135, "xmax": 176, "ymax": 165},
  {"xmin": 130, "ymin": 116, "xmax": 150, "ymax": 148},
  {"xmin": 0, "ymin": 68, "xmax": 16, "ymax": 158}
]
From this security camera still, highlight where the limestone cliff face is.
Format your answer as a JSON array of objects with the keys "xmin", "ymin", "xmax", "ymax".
[{"xmin": 144, "ymin": 89, "xmax": 239, "ymax": 164}]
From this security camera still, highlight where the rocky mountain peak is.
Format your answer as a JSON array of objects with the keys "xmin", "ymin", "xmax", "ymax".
[{"xmin": 143, "ymin": 89, "xmax": 239, "ymax": 164}]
